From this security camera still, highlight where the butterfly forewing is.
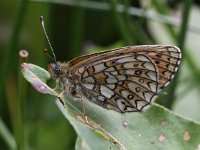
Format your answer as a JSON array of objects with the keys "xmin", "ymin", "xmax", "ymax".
[{"xmin": 68, "ymin": 45, "xmax": 181, "ymax": 112}]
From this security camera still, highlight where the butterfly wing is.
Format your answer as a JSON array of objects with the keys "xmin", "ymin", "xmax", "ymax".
[{"xmin": 70, "ymin": 45, "xmax": 181, "ymax": 112}]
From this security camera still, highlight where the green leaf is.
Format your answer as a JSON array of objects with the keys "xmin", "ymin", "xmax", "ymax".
[
  {"xmin": 21, "ymin": 63, "xmax": 200, "ymax": 150},
  {"xmin": 21, "ymin": 63, "xmax": 56, "ymax": 95}
]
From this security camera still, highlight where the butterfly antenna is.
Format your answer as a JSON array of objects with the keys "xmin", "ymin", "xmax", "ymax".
[
  {"xmin": 44, "ymin": 48, "xmax": 57, "ymax": 63},
  {"xmin": 40, "ymin": 16, "xmax": 57, "ymax": 63}
]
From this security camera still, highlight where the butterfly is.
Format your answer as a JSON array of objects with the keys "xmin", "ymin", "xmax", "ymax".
[
  {"xmin": 48, "ymin": 45, "xmax": 181, "ymax": 113},
  {"xmin": 40, "ymin": 16, "xmax": 181, "ymax": 113}
]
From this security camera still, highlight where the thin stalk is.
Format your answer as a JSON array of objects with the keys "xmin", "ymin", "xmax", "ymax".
[
  {"xmin": 0, "ymin": 0, "xmax": 28, "ymax": 93},
  {"xmin": 126, "ymin": 17, "xmax": 153, "ymax": 44},
  {"xmin": 110, "ymin": 0, "xmax": 134, "ymax": 45},
  {"xmin": 0, "ymin": 118, "xmax": 16, "ymax": 150},
  {"xmin": 0, "ymin": 0, "xmax": 28, "ymax": 149},
  {"xmin": 124, "ymin": 1, "xmax": 153, "ymax": 44},
  {"xmin": 68, "ymin": 2, "xmax": 86, "ymax": 59},
  {"xmin": 151, "ymin": 0, "xmax": 177, "ymax": 38},
  {"xmin": 33, "ymin": 0, "xmax": 200, "ymax": 34},
  {"xmin": 5, "ymin": 77, "xmax": 23, "ymax": 150},
  {"xmin": 17, "ymin": 50, "xmax": 29, "ymax": 150},
  {"xmin": 165, "ymin": 0, "xmax": 192, "ymax": 108}
]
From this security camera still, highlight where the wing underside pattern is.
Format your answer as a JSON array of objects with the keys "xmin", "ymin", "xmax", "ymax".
[{"xmin": 71, "ymin": 46, "xmax": 181, "ymax": 112}]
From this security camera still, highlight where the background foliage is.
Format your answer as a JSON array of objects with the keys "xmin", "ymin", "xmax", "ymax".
[{"xmin": 1, "ymin": 0, "xmax": 200, "ymax": 149}]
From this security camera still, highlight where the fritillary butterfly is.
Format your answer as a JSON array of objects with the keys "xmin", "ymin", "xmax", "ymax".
[{"xmin": 40, "ymin": 17, "xmax": 181, "ymax": 113}]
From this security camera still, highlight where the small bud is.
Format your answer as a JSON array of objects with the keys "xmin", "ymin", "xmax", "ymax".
[{"xmin": 19, "ymin": 50, "xmax": 29, "ymax": 58}]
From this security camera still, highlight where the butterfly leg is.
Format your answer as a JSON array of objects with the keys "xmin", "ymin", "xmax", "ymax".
[{"xmin": 57, "ymin": 91, "xmax": 66, "ymax": 106}]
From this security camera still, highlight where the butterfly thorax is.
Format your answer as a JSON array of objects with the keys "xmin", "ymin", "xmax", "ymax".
[{"xmin": 48, "ymin": 62, "xmax": 81, "ymax": 97}]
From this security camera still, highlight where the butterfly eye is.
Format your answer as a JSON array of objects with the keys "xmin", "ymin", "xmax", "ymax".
[
  {"xmin": 48, "ymin": 63, "xmax": 64, "ymax": 78},
  {"xmin": 55, "ymin": 66, "xmax": 62, "ymax": 77}
]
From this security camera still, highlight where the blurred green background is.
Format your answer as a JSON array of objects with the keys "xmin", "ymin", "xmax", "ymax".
[{"xmin": 1, "ymin": 0, "xmax": 200, "ymax": 149}]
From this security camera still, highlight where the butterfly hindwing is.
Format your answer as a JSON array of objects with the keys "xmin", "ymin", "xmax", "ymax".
[{"xmin": 74, "ymin": 54, "xmax": 157, "ymax": 112}]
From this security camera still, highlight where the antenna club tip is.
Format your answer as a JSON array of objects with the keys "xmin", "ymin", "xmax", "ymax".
[
  {"xmin": 44, "ymin": 48, "xmax": 48, "ymax": 53},
  {"xmin": 40, "ymin": 16, "xmax": 44, "ymax": 23}
]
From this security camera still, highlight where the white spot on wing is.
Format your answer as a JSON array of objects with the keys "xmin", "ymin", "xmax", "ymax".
[
  {"xmin": 118, "ymin": 81, "xmax": 123, "ymax": 85},
  {"xmin": 110, "ymin": 71, "xmax": 118, "ymax": 75},
  {"xmin": 116, "ymin": 56, "xmax": 136, "ymax": 63},
  {"xmin": 100, "ymin": 85, "xmax": 114, "ymax": 98},
  {"xmin": 148, "ymin": 82, "xmax": 157, "ymax": 93},
  {"xmin": 136, "ymin": 100, "xmax": 148, "ymax": 110},
  {"xmin": 144, "ymin": 92, "xmax": 154, "ymax": 102},
  {"xmin": 83, "ymin": 76, "xmax": 95, "ymax": 83},
  {"xmin": 121, "ymin": 90, "xmax": 129, "ymax": 98},
  {"xmin": 106, "ymin": 76, "xmax": 118, "ymax": 83},
  {"xmin": 78, "ymin": 67, "xmax": 84, "ymax": 73},
  {"xmin": 164, "ymin": 83, "xmax": 169, "ymax": 88},
  {"xmin": 146, "ymin": 71, "xmax": 157, "ymax": 81},
  {"xmin": 106, "ymin": 84, "xmax": 116, "ymax": 89},
  {"xmin": 94, "ymin": 63, "xmax": 106, "ymax": 73},
  {"xmin": 168, "ymin": 46, "xmax": 180, "ymax": 52},
  {"xmin": 127, "ymin": 82, "xmax": 137, "ymax": 90},
  {"xmin": 98, "ymin": 96, "xmax": 105, "ymax": 101},
  {"xmin": 116, "ymin": 99, "xmax": 126, "ymax": 111},
  {"xmin": 123, "ymin": 62, "xmax": 135, "ymax": 69},
  {"xmin": 105, "ymin": 67, "xmax": 115, "ymax": 72},
  {"xmin": 116, "ymin": 75, "xmax": 126, "ymax": 81},
  {"xmin": 81, "ymin": 83, "xmax": 94, "ymax": 90},
  {"xmin": 143, "ymin": 62, "xmax": 155, "ymax": 71},
  {"xmin": 170, "ymin": 52, "xmax": 179, "ymax": 58},
  {"xmin": 125, "ymin": 70, "xmax": 136, "ymax": 75},
  {"xmin": 83, "ymin": 71, "xmax": 89, "ymax": 78},
  {"xmin": 136, "ymin": 55, "xmax": 150, "ymax": 62}
]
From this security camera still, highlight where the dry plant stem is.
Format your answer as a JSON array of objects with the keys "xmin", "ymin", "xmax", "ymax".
[{"xmin": 80, "ymin": 97, "xmax": 89, "ymax": 125}]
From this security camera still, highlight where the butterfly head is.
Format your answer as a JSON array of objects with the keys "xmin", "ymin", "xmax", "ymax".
[{"xmin": 48, "ymin": 62, "xmax": 68, "ymax": 79}]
